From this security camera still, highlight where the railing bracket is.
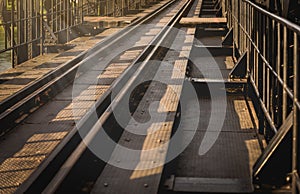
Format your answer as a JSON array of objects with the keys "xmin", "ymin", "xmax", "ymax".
[
  {"xmin": 253, "ymin": 112, "xmax": 293, "ymax": 186},
  {"xmin": 229, "ymin": 51, "xmax": 247, "ymax": 79},
  {"xmin": 222, "ymin": 28, "xmax": 233, "ymax": 46}
]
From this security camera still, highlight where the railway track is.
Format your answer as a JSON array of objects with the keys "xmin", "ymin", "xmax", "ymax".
[
  {"xmin": 0, "ymin": 0, "xmax": 180, "ymax": 136},
  {"xmin": 1, "ymin": 0, "xmax": 299, "ymax": 193},
  {"xmin": 10, "ymin": 0, "xmax": 195, "ymax": 193}
]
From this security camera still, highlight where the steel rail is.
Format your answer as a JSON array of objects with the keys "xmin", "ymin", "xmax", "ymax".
[
  {"xmin": 41, "ymin": 0, "xmax": 192, "ymax": 192},
  {"xmin": 0, "ymin": 0, "xmax": 177, "ymax": 135},
  {"xmin": 15, "ymin": 0, "xmax": 192, "ymax": 193}
]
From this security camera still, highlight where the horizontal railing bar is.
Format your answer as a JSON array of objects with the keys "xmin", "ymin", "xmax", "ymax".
[
  {"xmin": 228, "ymin": 9, "xmax": 300, "ymax": 111},
  {"xmin": 226, "ymin": 0, "xmax": 299, "ymax": 191},
  {"xmin": 243, "ymin": 0, "xmax": 300, "ymax": 35},
  {"xmin": 250, "ymin": 77, "xmax": 278, "ymax": 133}
]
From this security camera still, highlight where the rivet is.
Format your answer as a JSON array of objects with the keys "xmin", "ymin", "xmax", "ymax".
[
  {"xmin": 144, "ymin": 183, "xmax": 148, "ymax": 188},
  {"xmin": 104, "ymin": 183, "xmax": 108, "ymax": 187}
]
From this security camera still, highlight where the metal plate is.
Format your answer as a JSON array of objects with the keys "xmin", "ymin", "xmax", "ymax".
[
  {"xmin": 91, "ymin": 26, "xmax": 191, "ymax": 194},
  {"xmin": 173, "ymin": 177, "xmax": 253, "ymax": 193}
]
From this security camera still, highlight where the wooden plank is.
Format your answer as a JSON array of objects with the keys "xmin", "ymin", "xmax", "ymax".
[
  {"xmin": 180, "ymin": 17, "xmax": 227, "ymax": 25},
  {"xmin": 84, "ymin": 16, "xmax": 135, "ymax": 23}
]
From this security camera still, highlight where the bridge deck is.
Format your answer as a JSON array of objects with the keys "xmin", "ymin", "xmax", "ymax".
[
  {"xmin": 0, "ymin": 0, "xmax": 275, "ymax": 193},
  {"xmin": 90, "ymin": 25, "xmax": 195, "ymax": 194},
  {"xmin": 0, "ymin": 0, "xmax": 170, "ymax": 104},
  {"xmin": 0, "ymin": 1, "xmax": 173, "ymax": 193},
  {"xmin": 172, "ymin": 93, "xmax": 262, "ymax": 193},
  {"xmin": 163, "ymin": 0, "xmax": 263, "ymax": 192},
  {"xmin": 0, "ymin": 28, "xmax": 120, "ymax": 103}
]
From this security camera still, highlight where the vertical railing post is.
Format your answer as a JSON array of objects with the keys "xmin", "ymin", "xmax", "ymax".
[
  {"xmin": 28, "ymin": 0, "xmax": 33, "ymax": 59},
  {"xmin": 257, "ymin": 12, "xmax": 265, "ymax": 135},
  {"xmin": 276, "ymin": 23, "xmax": 282, "ymax": 125},
  {"xmin": 233, "ymin": 1, "xmax": 300, "ymax": 189},
  {"xmin": 67, "ymin": 0, "xmax": 70, "ymax": 42},
  {"xmin": 11, "ymin": 0, "xmax": 15, "ymax": 67},
  {"xmin": 292, "ymin": 32, "xmax": 299, "ymax": 194},
  {"xmin": 40, "ymin": 0, "xmax": 44, "ymax": 55},
  {"xmin": 283, "ymin": 26, "xmax": 288, "ymax": 122}
]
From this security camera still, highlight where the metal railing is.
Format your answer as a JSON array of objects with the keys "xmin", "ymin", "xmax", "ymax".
[
  {"xmin": 44, "ymin": 0, "xmax": 84, "ymax": 43},
  {"xmin": 0, "ymin": 0, "xmax": 84, "ymax": 67},
  {"xmin": 0, "ymin": 0, "xmax": 157, "ymax": 68},
  {"xmin": 0, "ymin": 0, "xmax": 44, "ymax": 67},
  {"xmin": 224, "ymin": 0, "xmax": 299, "ymax": 193},
  {"xmin": 83, "ymin": 0, "xmax": 145, "ymax": 17}
]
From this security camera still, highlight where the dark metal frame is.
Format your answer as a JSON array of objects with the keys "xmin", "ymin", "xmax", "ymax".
[
  {"xmin": 0, "ymin": 0, "xmax": 157, "ymax": 68},
  {"xmin": 224, "ymin": 0, "xmax": 299, "ymax": 192},
  {"xmin": 83, "ymin": 0, "xmax": 145, "ymax": 17},
  {"xmin": 43, "ymin": 0, "xmax": 84, "ymax": 44},
  {"xmin": 0, "ymin": 0, "xmax": 85, "ymax": 67},
  {"xmin": 0, "ymin": 0, "xmax": 44, "ymax": 67}
]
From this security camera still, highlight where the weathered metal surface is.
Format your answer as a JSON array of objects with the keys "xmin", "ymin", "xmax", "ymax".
[
  {"xmin": 163, "ymin": 1, "xmax": 262, "ymax": 193},
  {"xmin": 0, "ymin": 1, "xmax": 178, "ymax": 192},
  {"xmin": 224, "ymin": 0, "xmax": 300, "ymax": 189},
  {"xmin": 173, "ymin": 94, "xmax": 261, "ymax": 192},
  {"xmin": 173, "ymin": 177, "xmax": 253, "ymax": 193},
  {"xmin": 91, "ymin": 26, "xmax": 192, "ymax": 194}
]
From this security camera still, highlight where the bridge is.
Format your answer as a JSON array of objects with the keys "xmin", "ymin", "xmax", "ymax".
[{"xmin": 0, "ymin": 0, "xmax": 299, "ymax": 193}]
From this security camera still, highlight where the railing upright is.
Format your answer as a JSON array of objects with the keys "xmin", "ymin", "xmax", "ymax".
[{"xmin": 223, "ymin": 0, "xmax": 300, "ymax": 192}]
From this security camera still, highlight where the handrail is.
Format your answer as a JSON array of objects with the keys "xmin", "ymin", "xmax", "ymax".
[
  {"xmin": 243, "ymin": 0, "xmax": 300, "ymax": 35},
  {"xmin": 224, "ymin": 0, "xmax": 299, "ymax": 192}
]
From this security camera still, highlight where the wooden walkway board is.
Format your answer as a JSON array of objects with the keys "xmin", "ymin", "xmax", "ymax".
[{"xmin": 180, "ymin": 17, "xmax": 227, "ymax": 25}]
